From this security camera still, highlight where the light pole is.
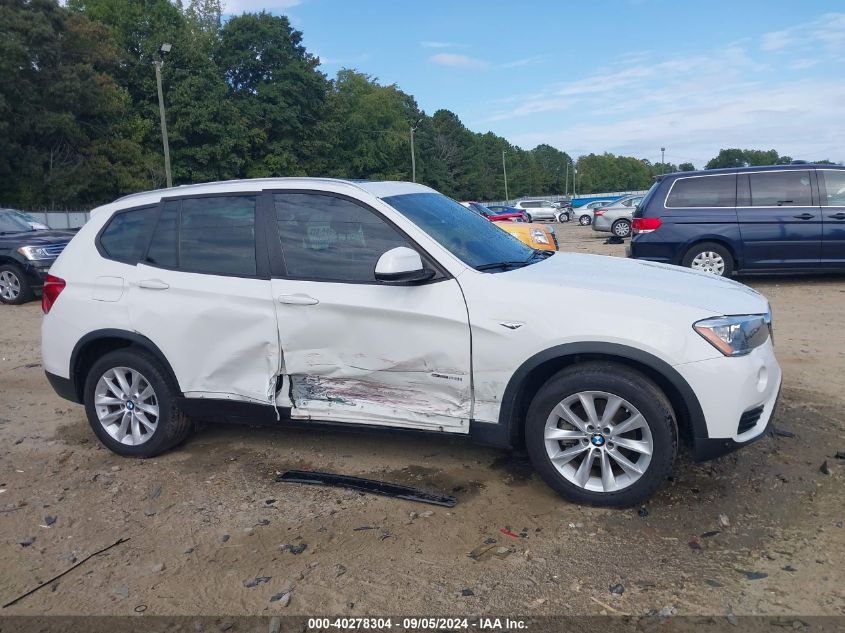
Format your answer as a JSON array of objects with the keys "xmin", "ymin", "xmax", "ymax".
[
  {"xmin": 154, "ymin": 43, "xmax": 173, "ymax": 188},
  {"xmin": 564, "ymin": 160, "xmax": 569, "ymax": 197},
  {"xmin": 502, "ymin": 150, "xmax": 509, "ymax": 201},
  {"xmin": 573, "ymin": 167, "xmax": 577, "ymax": 198},
  {"xmin": 660, "ymin": 147, "xmax": 666, "ymax": 175},
  {"xmin": 410, "ymin": 117, "xmax": 422, "ymax": 183}
]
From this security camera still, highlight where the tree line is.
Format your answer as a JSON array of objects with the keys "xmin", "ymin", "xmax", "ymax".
[{"xmin": 0, "ymin": 0, "xmax": 837, "ymax": 210}]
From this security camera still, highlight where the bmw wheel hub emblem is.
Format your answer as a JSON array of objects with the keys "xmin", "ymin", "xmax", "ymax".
[
  {"xmin": 590, "ymin": 434, "xmax": 606, "ymax": 447},
  {"xmin": 126, "ymin": 401, "xmax": 135, "ymax": 411}
]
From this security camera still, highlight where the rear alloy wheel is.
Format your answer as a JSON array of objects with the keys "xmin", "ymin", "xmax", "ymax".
[
  {"xmin": 611, "ymin": 219, "xmax": 631, "ymax": 238},
  {"xmin": 525, "ymin": 362, "xmax": 677, "ymax": 507},
  {"xmin": 556, "ymin": 212, "xmax": 570, "ymax": 223},
  {"xmin": 84, "ymin": 348, "xmax": 193, "ymax": 457},
  {"xmin": 524, "ymin": 212, "xmax": 533, "ymax": 223},
  {"xmin": 682, "ymin": 242, "xmax": 734, "ymax": 277},
  {"xmin": 579, "ymin": 215, "xmax": 591, "ymax": 226},
  {"xmin": 0, "ymin": 265, "xmax": 33, "ymax": 305}
]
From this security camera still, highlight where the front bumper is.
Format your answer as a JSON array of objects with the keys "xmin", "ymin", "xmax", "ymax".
[
  {"xmin": 20, "ymin": 258, "xmax": 55, "ymax": 293},
  {"xmin": 675, "ymin": 340, "xmax": 782, "ymax": 461}
]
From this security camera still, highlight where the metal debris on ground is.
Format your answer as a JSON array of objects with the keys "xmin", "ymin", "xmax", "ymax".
[{"xmin": 276, "ymin": 470, "xmax": 457, "ymax": 507}]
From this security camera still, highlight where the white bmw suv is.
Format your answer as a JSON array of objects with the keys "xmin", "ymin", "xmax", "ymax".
[{"xmin": 42, "ymin": 179, "xmax": 781, "ymax": 507}]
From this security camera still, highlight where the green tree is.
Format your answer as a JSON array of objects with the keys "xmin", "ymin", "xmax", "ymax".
[
  {"xmin": 678, "ymin": 162, "xmax": 696, "ymax": 171},
  {"xmin": 0, "ymin": 0, "xmax": 150, "ymax": 207}
]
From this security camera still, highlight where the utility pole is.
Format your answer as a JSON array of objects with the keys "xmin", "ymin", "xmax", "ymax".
[
  {"xmin": 154, "ymin": 43, "xmax": 173, "ymax": 188},
  {"xmin": 660, "ymin": 147, "xmax": 666, "ymax": 174},
  {"xmin": 564, "ymin": 160, "xmax": 569, "ymax": 197},
  {"xmin": 573, "ymin": 167, "xmax": 577, "ymax": 199},
  {"xmin": 410, "ymin": 118, "xmax": 422, "ymax": 183},
  {"xmin": 502, "ymin": 150, "xmax": 509, "ymax": 202}
]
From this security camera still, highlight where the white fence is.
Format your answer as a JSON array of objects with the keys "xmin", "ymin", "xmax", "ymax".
[{"xmin": 26, "ymin": 210, "xmax": 90, "ymax": 229}]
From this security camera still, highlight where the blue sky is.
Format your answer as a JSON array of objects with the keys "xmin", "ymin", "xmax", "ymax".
[{"xmin": 225, "ymin": 0, "xmax": 845, "ymax": 168}]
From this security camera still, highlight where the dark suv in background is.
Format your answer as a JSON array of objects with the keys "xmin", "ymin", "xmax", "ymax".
[
  {"xmin": 0, "ymin": 210, "xmax": 74, "ymax": 304},
  {"xmin": 629, "ymin": 165, "xmax": 845, "ymax": 276}
]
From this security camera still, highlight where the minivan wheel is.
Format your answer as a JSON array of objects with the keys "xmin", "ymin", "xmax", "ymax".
[
  {"xmin": 682, "ymin": 242, "xmax": 734, "ymax": 277},
  {"xmin": 524, "ymin": 362, "xmax": 677, "ymax": 507},
  {"xmin": 0, "ymin": 265, "xmax": 33, "ymax": 305},
  {"xmin": 84, "ymin": 348, "xmax": 192, "ymax": 457},
  {"xmin": 579, "ymin": 215, "xmax": 591, "ymax": 226},
  {"xmin": 611, "ymin": 219, "xmax": 631, "ymax": 238}
]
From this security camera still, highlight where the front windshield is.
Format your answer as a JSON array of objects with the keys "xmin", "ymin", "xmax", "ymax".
[
  {"xmin": 0, "ymin": 211, "xmax": 34, "ymax": 233},
  {"xmin": 384, "ymin": 192, "xmax": 538, "ymax": 270}
]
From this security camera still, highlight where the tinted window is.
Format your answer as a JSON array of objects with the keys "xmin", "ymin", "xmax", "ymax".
[
  {"xmin": 819, "ymin": 170, "xmax": 845, "ymax": 206},
  {"xmin": 145, "ymin": 196, "xmax": 257, "ymax": 276},
  {"xmin": 749, "ymin": 171, "xmax": 812, "ymax": 207},
  {"xmin": 99, "ymin": 207, "xmax": 157, "ymax": 263},
  {"xmin": 383, "ymin": 192, "xmax": 535, "ymax": 269},
  {"xmin": 666, "ymin": 175, "xmax": 736, "ymax": 208},
  {"xmin": 0, "ymin": 210, "xmax": 35, "ymax": 233},
  {"xmin": 274, "ymin": 193, "xmax": 412, "ymax": 282},
  {"xmin": 522, "ymin": 201, "xmax": 539, "ymax": 208}
]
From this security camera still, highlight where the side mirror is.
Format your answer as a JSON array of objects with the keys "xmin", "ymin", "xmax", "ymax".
[{"xmin": 374, "ymin": 247, "xmax": 435, "ymax": 284}]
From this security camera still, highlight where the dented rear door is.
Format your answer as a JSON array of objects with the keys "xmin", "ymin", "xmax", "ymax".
[
  {"xmin": 268, "ymin": 191, "xmax": 472, "ymax": 432},
  {"xmin": 126, "ymin": 194, "xmax": 280, "ymax": 405}
]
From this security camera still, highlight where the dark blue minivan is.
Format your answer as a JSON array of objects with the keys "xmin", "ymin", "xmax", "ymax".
[{"xmin": 629, "ymin": 165, "xmax": 845, "ymax": 276}]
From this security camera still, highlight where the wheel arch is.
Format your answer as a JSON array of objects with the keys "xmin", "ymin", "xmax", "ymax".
[
  {"xmin": 69, "ymin": 329, "xmax": 181, "ymax": 402},
  {"xmin": 497, "ymin": 342, "xmax": 707, "ymax": 448}
]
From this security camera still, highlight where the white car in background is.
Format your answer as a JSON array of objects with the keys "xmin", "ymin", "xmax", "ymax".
[
  {"xmin": 41, "ymin": 178, "xmax": 781, "ymax": 507},
  {"xmin": 512, "ymin": 199, "xmax": 570, "ymax": 223}
]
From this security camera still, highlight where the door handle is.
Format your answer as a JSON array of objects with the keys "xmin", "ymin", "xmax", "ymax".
[
  {"xmin": 138, "ymin": 279, "xmax": 170, "ymax": 290},
  {"xmin": 278, "ymin": 293, "xmax": 319, "ymax": 305},
  {"xmin": 830, "ymin": 213, "xmax": 845, "ymax": 220},
  {"xmin": 792, "ymin": 213, "xmax": 814, "ymax": 220}
]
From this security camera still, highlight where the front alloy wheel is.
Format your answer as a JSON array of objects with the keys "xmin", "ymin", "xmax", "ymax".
[
  {"xmin": 544, "ymin": 391, "xmax": 652, "ymax": 493},
  {"xmin": 0, "ymin": 265, "xmax": 33, "ymax": 305},
  {"xmin": 525, "ymin": 362, "xmax": 677, "ymax": 506},
  {"xmin": 579, "ymin": 215, "xmax": 591, "ymax": 226}
]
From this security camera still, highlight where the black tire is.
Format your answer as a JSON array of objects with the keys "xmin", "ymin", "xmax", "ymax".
[
  {"xmin": 524, "ymin": 361, "xmax": 677, "ymax": 507},
  {"xmin": 681, "ymin": 242, "xmax": 734, "ymax": 277},
  {"xmin": 524, "ymin": 212, "xmax": 533, "ymax": 223},
  {"xmin": 83, "ymin": 348, "xmax": 192, "ymax": 457},
  {"xmin": 579, "ymin": 214, "xmax": 591, "ymax": 226},
  {"xmin": 611, "ymin": 219, "xmax": 631, "ymax": 238},
  {"xmin": 0, "ymin": 264, "xmax": 34, "ymax": 305},
  {"xmin": 556, "ymin": 212, "xmax": 569, "ymax": 223}
]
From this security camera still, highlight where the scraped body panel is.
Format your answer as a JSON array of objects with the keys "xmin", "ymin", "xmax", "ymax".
[{"xmin": 272, "ymin": 277, "xmax": 472, "ymax": 431}]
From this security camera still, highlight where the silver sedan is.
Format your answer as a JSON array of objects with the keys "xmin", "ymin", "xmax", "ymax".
[{"xmin": 591, "ymin": 195, "xmax": 644, "ymax": 237}]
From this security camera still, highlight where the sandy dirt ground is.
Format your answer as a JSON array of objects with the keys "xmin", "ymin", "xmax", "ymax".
[{"xmin": 0, "ymin": 221, "xmax": 843, "ymax": 619}]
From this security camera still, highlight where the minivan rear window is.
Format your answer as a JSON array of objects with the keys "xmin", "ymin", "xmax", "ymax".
[{"xmin": 666, "ymin": 175, "xmax": 736, "ymax": 208}]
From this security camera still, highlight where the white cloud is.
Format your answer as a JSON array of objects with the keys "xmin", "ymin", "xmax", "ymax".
[
  {"xmin": 429, "ymin": 53, "xmax": 488, "ymax": 69},
  {"xmin": 499, "ymin": 56, "xmax": 543, "ymax": 69},
  {"xmin": 223, "ymin": 0, "xmax": 301, "ymax": 12},
  {"xmin": 421, "ymin": 41, "xmax": 459, "ymax": 49},
  {"xmin": 760, "ymin": 12, "xmax": 845, "ymax": 54}
]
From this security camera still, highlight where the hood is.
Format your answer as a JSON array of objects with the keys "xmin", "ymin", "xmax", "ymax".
[
  {"xmin": 0, "ymin": 229, "xmax": 75, "ymax": 246},
  {"xmin": 508, "ymin": 252, "xmax": 768, "ymax": 315}
]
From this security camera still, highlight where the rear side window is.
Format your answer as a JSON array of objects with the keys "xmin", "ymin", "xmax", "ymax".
[
  {"xmin": 145, "ymin": 196, "xmax": 257, "ymax": 276},
  {"xmin": 748, "ymin": 171, "xmax": 812, "ymax": 207},
  {"xmin": 666, "ymin": 175, "xmax": 736, "ymax": 208},
  {"xmin": 99, "ymin": 207, "xmax": 157, "ymax": 264},
  {"xmin": 819, "ymin": 170, "xmax": 845, "ymax": 206},
  {"xmin": 273, "ymin": 193, "xmax": 413, "ymax": 283}
]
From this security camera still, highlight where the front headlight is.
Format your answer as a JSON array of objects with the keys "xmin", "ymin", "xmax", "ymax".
[
  {"xmin": 529, "ymin": 228, "xmax": 549, "ymax": 245},
  {"xmin": 17, "ymin": 246, "xmax": 52, "ymax": 260},
  {"xmin": 693, "ymin": 314, "xmax": 770, "ymax": 356}
]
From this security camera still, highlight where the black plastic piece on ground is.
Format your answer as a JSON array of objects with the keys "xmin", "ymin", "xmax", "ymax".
[{"xmin": 276, "ymin": 470, "xmax": 457, "ymax": 507}]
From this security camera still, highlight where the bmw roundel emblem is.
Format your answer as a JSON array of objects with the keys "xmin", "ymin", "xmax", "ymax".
[{"xmin": 590, "ymin": 434, "xmax": 606, "ymax": 447}]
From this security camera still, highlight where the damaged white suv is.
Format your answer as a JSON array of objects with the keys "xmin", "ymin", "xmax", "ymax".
[{"xmin": 42, "ymin": 179, "xmax": 781, "ymax": 506}]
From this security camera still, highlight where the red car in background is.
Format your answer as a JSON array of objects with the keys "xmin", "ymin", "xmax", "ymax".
[{"xmin": 460, "ymin": 201, "xmax": 528, "ymax": 222}]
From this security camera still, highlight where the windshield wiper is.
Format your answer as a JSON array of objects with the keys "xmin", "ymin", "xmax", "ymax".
[{"xmin": 475, "ymin": 261, "xmax": 529, "ymax": 271}]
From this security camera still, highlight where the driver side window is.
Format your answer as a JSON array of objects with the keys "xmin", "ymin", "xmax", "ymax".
[{"xmin": 273, "ymin": 193, "xmax": 414, "ymax": 283}]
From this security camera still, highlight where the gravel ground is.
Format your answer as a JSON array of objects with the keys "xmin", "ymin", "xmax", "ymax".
[{"xmin": 0, "ymin": 220, "xmax": 842, "ymax": 618}]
